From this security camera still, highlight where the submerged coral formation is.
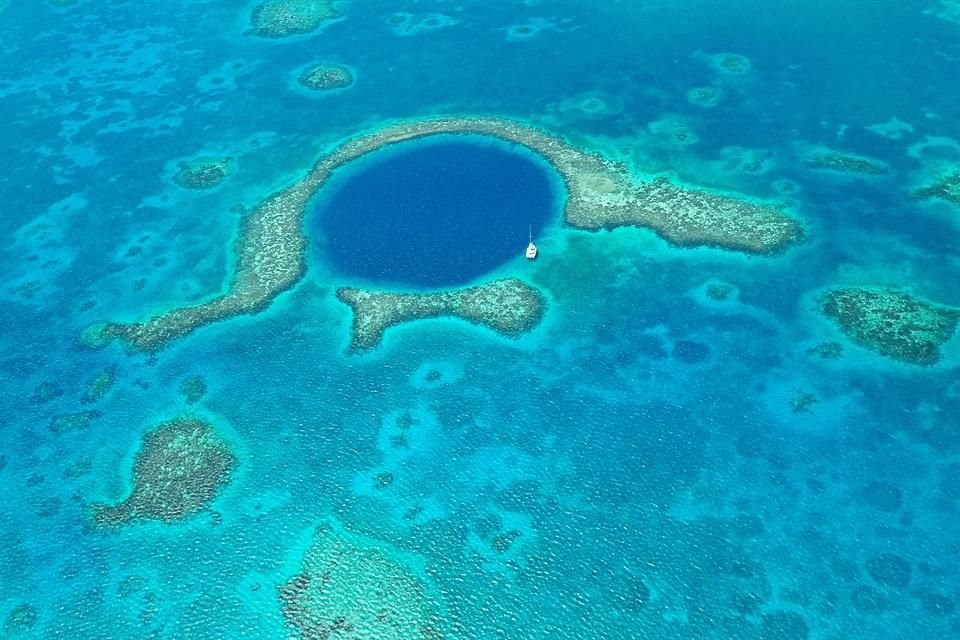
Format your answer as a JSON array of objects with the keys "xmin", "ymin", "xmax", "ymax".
[
  {"xmin": 686, "ymin": 86, "xmax": 724, "ymax": 108},
  {"xmin": 30, "ymin": 381, "xmax": 64, "ymax": 404},
  {"xmin": 648, "ymin": 116, "xmax": 699, "ymax": 145},
  {"xmin": 248, "ymin": 0, "xmax": 343, "ymax": 38},
  {"xmin": 91, "ymin": 418, "xmax": 236, "ymax": 526},
  {"xmin": 337, "ymin": 278, "xmax": 546, "ymax": 351},
  {"xmin": 720, "ymin": 146, "xmax": 774, "ymax": 174},
  {"xmin": 865, "ymin": 553, "xmax": 911, "ymax": 588},
  {"xmin": 820, "ymin": 288, "xmax": 959, "ymax": 365},
  {"xmin": 859, "ymin": 480, "xmax": 902, "ymax": 512},
  {"xmin": 553, "ymin": 92, "xmax": 624, "ymax": 121},
  {"xmin": 909, "ymin": 170, "xmax": 960, "ymax": 206},
  {"xmin": 278, "ymin": 521, "xmax": 443, "ymax": 639},
  {"xmin": 706, "ymin": 283, "xmax": 734, "ymax": 301},
  {"xmin": 172, "ymin": 156, "xmax": 233, "ymax": 190},
  {"xmin": 88, "ymin": 116, "xmax": 801, "ymax": 353},
  {"xmin": 709, "ymin": 53, "xmax": 752, "ymax": 75},
  {"xmin": 384, "ymin": 12, "xmax": 457, "ymax": 37},
  {"xmin": 760, "ymin": 611, "xmax": 809, "ymax": 640},
  {"xmin": 298, "ymin": 63, "xmax": 354, "ymax": 91},
  {"xmin": 81, "ymin": 366, "xmax": 117, "ymax": 404},
  {"xmin": 179, "ymin": 375, "xmax": 207, "ymax": 404},
  {"xmin": 808, "ymin": 341, "xmax": 844, "ymax": 359},
  {"xmin": 851, "ymin": 584, "xmax": 887, "ymax": 613},
  {"xmin": 49, "ymin": 409, "xmax": 101, "ymax": 434},
  {"xmin": 921, "ymin": 592, "xmax": 956, "ymax": 616},
  {"xmin": 806, "ymin": 151, "xmax": 888, "ymax": 175},
  {"xmin": 789, "ymin": 391, "xmax": 819, "ymax": 414},
  {"xmin": 3, "ymin": 604, "xmax": 37, "ymax": 634}
]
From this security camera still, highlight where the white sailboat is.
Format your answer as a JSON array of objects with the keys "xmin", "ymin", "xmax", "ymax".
[{"xmin": 525, "ymin": 226, "xmax": 538, "ymax": 260}]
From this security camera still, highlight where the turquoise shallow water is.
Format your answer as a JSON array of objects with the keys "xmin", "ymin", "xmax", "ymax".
[{"xmin": 1, "ymin": 1, "xmax": 960, "ymax": 638}]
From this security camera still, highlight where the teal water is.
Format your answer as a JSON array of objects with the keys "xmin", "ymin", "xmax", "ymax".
[{"xmin": 1, "ymin": 1, "xmax": 959, "ymax": 639}]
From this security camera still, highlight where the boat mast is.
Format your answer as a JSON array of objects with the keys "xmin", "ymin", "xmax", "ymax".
[{"xmin": 529, "ymin": 225, "xmax": 532, "ymax": 243}]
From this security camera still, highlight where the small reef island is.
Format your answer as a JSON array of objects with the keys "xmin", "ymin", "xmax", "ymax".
[
  {"xmin": 337, "ymin": 278, "xmax": 547, "ymax": 351},
  {"xmin": 279, "ymin": 521, "xmax": 444, "ymax": 639},
  {"xmin": 84, "ymin": 116, "xmax": 803, "ymax": 354},
  {"xmin": 820, "ymin": 288, "xmax": 960, "ymax": 366},
  {"xmin": 91, "ymin": 418, "xmax": 237, "ymax": 526}
]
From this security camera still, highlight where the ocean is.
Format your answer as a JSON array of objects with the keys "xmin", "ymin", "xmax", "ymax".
[{"xmin": 1, "ymin": 1, "xmax": 959, "ymax": 638}]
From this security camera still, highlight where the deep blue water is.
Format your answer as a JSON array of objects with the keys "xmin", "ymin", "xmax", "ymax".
[
  {"xmin": 313, "ymin": 137, "xmax": 558, "ymax": 287},
  {"xmin": 1, "ymin": 1, "xmax": 960, "ymax": 639}
]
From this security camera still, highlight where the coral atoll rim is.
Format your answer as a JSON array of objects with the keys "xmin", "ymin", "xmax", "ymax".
[
  {"xmin": 336, "ymin": 277, "xmax": 548, "ymax": 351},
  {"xmin": 90, "ymin": 115, "xmax": 802, "ymax": 353}
]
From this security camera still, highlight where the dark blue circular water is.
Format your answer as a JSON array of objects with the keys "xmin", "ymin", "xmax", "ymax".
[{"xmin": 312, "ymin": 137, "xmax": 558, "ymax": 287}]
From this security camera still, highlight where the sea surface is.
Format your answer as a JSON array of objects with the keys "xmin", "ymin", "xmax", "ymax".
[{"xmin": 1, "ymin": 1, "xmax": 959, "ymax": 639}]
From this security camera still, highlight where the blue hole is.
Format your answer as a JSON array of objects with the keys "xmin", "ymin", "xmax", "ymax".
[{"xmin": 311, "ymin": 135, "xmax": 560, "ymax": 288}]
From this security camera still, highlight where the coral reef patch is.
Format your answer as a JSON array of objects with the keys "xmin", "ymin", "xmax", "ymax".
[
  {"xmin": 850, "ymin": 585, "xmax": 887, "ymax": 613},
  {"xmin": 807, "ymin": 341, "xmax": 843, "ymax": 359},
  {"xmin": 858, "ymin": 480, "xmax": 902, "ymax": 512},
  {"xmin": 553, "ymin": 91, "xmax": 624, "ymax": 121},
  {"xmin": 865, "ymin": 553, "xmax": 911, "ymax": 589},
  {"xmin": 49, "ymin": 409, "xmax": 102, "ymax": 434},
  {"xmin": 30, "ymin": 381, "xmax": 64, "ymax": 404},
  {"xmin": 686, "ymin": 86, "xmax": 725, "ymax": 108},
  {"xmin": 88, "ymin": 116, "xmax": 801, "ymax": 352},
  {"xmin": 760, "ymin": 611, "xmax": 809, "ymax": 640},
  {"xmin": 172, "ymin": 156, "xmax": 233, "ymax": 190},
  {"xmin": 672, "ymin": 339, "xmax": 711, "ymax": 364},
  {"xmin": 91, "ymin": 417, "xmax": 236, "ymax": 526},
  {"xmin": 179, "ymin": 375, "xmax": 207, "ymax": 404},
  {"xmin": 81, "ymin": 366, "xmax": 117, "ymax": 404},
  {"xmin": 806, "ymin": 150, "xmax": 888, "ymax": 175},
  {"xmin": 648, "ymin": 115, "xmax": 699, "ymax": 145},
  {"xmin": 298, "ymin": 63, "xmax": 354, "ymax": 91},
  {"xmin": 909, "ymin": 170, "xmax": 960, "ymax": 206},
  {"xmin": 920, "ymin": 592, "xmax": 956, "ymax": 616},
  {"xmin": 278, "ymin": 521, "xmax": 444, "ymax": 639},
  {"xmin": 706, "ymin": 283, "xmax": 734, "ymax": 302},
  {"xmin": 3, "ymin": 604, "xmax": 37, "ymax": 634},
  {"xmin": 719, "ymin": 146, "xmax": 774, "ymax": 174},
  {"xmin": 706, "ymin": 283, "xmax": 734, "ymax": 301},
  {"xmin": 505, "ymin": 18, "xmax": 558, "ymax": 41},
  {"xmin": 789, "ymin": 391, "xmax": 818, "ymax": 414},
  {"xmin": 384, "ymin": 12, "xmax": 457, "ymax": 37},
  {"xmin": 336, "ymin": 278, "xmax": 546, "ymax": 351},
  {"xmin": 708, "ymin": 52, "xmax": 752, "ymax": 75},
  {"xmin": 248, "ymin": 0, "xmax": 343, "ymax": 39},
  {"xmin": 819, "ymin": 288, "xmax": 959, "ymax": 365}
]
